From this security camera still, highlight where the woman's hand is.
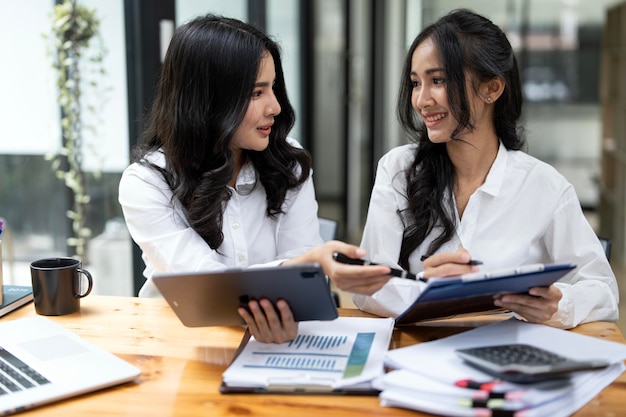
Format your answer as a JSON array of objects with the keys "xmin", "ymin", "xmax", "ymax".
[
  {"xmin": 238, "ymin": 299, "xmax": 298, "ymax": 344},
  {"xmin": 282, "ymin": 240, "xmax": 392, "ymax": 295},
  {"xmin": 421, "ymin": 248, "xmax": 480, "ymax": 278},
  {"xmin": 423, "ymin": 249, "xmax": 562, "ymax": 323},
  {"xmin": 493, "ymin": 285, "xmax": 562, "ymax": 323}
]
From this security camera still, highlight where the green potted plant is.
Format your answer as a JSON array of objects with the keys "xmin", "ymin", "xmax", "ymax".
[{"xmin": 45, "ymin": 0, "xmax": 107, "ymax": 262}]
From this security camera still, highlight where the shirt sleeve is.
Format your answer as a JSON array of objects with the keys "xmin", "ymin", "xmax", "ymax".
[
  {"xmin": 353, "ymin": 147, "xmax": 424, "ymax": 316},
  {"xmin": 541, "ymin": 186, "xmax": 619, "ymax": 328},
  {"xmin": 118, "ymin": 163, "xmax": 231, "ymax": 296}
]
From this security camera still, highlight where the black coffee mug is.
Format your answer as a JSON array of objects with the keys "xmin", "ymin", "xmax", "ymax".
[{"xmin": 30, "ymin": 257, "xmax": 93, "ymax": 316}]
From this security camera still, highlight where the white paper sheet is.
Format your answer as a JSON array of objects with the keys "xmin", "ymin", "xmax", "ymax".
[{"xmin": 222, "ymin": 316, "xmax": 395, "ymax": 391}]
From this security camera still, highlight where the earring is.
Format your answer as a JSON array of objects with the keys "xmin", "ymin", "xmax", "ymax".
[{"xmin": 487, "ymin": 97, "xmax": 492, "ymax": 103}]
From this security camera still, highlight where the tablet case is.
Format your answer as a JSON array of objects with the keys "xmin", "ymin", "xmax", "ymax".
[
  {"xmin": 394, "ymin": 262, "xmax": 576, "ymax": 325},
  {"xmin": 152, "ymin": 263, "xmax": 338, "ymax": 327}
]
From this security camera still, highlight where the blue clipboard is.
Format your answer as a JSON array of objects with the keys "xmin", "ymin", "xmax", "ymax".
[{"xmin": 394, "ymin": 262, "xmax": 576, "ymax": 325}]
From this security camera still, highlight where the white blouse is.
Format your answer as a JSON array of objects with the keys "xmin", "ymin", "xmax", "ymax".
[
  {"xmin": 118, "ymin": 138, "xmax": 323, "ymax": 297},
  {"xmin": 354, "ymin": 142, "xmax": 619, "ymax": 329}
]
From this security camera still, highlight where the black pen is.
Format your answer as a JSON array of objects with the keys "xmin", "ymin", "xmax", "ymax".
[
  {"xmin": 333, "ymin": 253, "xmax": 427, "ymax": 282},
  {"xmin": 420, "ymin": 255, "xmax": 483, "ymax": 265}
]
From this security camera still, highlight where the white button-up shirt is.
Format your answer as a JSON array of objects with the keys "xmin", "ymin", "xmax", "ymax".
[
  {"xmin": 118, "ymin": 138, "xmax": 323, "ymax": 297},
  {"xmin": 354, "ymin": 142, "xmax": 619, "ymax": 328}
]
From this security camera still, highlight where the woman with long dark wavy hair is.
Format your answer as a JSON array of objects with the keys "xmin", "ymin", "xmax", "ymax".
[
  {"xmin": 119, "ymin": 14, "xmax": 391, "ymax": 343},
  {"xmin": 354, "ymin": 9, "xmax": 618, "ymax": 329}
]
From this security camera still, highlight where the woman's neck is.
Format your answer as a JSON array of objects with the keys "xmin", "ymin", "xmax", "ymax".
[
  {"xmin": 230, "ymin": 149, "xmax": 246, "ymax": 188},
  {"xmin": 447, "ymin": 130, "xmax": 499, "ymax": 183},
  {"xmin": 446, "ymin": 132, "xmax": 499, "ymax": 219}
]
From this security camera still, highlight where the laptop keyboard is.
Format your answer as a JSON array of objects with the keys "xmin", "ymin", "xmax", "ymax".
[{"xmin": 0, "ymin": 347, "xmax": 50, "ymax": 395}]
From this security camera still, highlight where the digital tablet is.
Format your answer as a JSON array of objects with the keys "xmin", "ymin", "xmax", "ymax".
[{"xmin": 152, "ymin": 263, "xmax": 338, "ymax": 327}]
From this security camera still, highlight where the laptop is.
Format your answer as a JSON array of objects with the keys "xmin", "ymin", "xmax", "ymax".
[
  {"xmin": 0, "ymin": 316, "xmax": 141, "ymax": 415},
  {"xmin": 152, "ymin": 263, "xmax": 338, "ymax": 327}
]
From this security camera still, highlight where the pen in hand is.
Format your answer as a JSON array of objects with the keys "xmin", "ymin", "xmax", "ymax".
[
  {"xmin": 420, "ymin": 255, "xmax": 483, "ymax": 266},
  {"xmin": 333, "ymin": 253, "xmax": 427, "ymax": 282}
]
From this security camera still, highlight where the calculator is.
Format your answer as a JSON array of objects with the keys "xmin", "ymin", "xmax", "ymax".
[{"xmin": 455, "ymin": 343, "xmax": 610, "ymax": 383}]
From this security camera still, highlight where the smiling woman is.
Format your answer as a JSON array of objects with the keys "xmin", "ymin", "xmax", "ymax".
[{"xmin": 353, "ymin": 8, "xmax": 619, "ymax": 331}]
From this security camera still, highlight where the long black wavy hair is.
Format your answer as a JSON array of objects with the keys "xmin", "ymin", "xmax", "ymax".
[
  {"xmin": 132, "ymin": 14, "xmax": 311, "ymax": 250},
  {"xmin": 396, "ymin": 9, "xmax": 525, "ymax": 269}
]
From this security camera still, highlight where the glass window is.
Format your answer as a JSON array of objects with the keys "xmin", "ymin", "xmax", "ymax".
[
  {"xmin": 267, "ymin": 0, "xmax": 302, "ymax": 142},
  {"xmin": 176, "ymin": 0, "xmax": 246, "ymax": 24},
  {"xmin": 0, "ymin": 0, "xmax": 131, "ymax": 294},
  {"xmin": 0, "ymin": 1, "xmax": 58, "ymax": 155}
]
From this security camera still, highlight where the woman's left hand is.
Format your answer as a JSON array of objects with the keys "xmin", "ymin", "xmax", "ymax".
[
  {"xmin": 493, "ymin": 285, "xmax": 562, "ymax": 323},
  {"xmin": 238, "ymin": 299, "xmax": 298, "ymax": 343}
]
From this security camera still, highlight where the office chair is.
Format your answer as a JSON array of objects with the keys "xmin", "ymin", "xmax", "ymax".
[
  {"xmin": 318, "ymin": 217, "xmax": 341, "ymax": 307},
  {"xmin": 318, "ymin": 217, "xmax": 338, "ymax": 243}
]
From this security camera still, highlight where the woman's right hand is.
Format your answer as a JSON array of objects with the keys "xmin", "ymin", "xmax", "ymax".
[
  {"xmin": 421, "ymin": 248, "xmax": 480, "ymax": 279},
  {"xmin": 282, "ymin": 241, "xmax": 392, "ymax": 295}
]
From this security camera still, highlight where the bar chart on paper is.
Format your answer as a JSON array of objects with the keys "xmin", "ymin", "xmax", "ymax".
[
  {"xmin": 244, "ymin": 332, "xmax": 375, "ymax": 378},
  {"xmin": 221, "ymin": 317, "xmax": 395, "ymax": 391}
]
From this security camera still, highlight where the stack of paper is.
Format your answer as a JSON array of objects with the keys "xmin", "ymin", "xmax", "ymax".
[
  {"xmin": 221, "ymin": 316, "xmax": 395, "ymax": 394},
  {"xmin": 375, "ymin": 318, "xmax": 626, "ymax": 417}
]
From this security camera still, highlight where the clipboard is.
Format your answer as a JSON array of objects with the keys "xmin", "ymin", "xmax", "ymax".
[
  {"xmin": 394, "ymin": 262, "xmax": 576, "ymax": 325},
  {"xmin": 152, "ymin": 263, "xmax": 338, "ymax": 327}
]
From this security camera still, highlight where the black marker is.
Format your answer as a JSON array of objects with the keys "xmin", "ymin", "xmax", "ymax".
[
  {"xmin": 333, "ymin": 253, "xmax": 426, "ymax": 282},
  {"xmin": 420, "ymin": 255, "xmax": 483, "ymax": 265}
]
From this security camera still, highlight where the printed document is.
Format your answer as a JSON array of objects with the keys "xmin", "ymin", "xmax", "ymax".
[{"xmin": 221, "ymin": 316, "xmax": 394, "ymax": 393}]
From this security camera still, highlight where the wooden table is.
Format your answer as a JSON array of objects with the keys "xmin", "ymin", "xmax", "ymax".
[{"xmin": 3, "ymin": 295, "xmax": 626, "ymax": 416}]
